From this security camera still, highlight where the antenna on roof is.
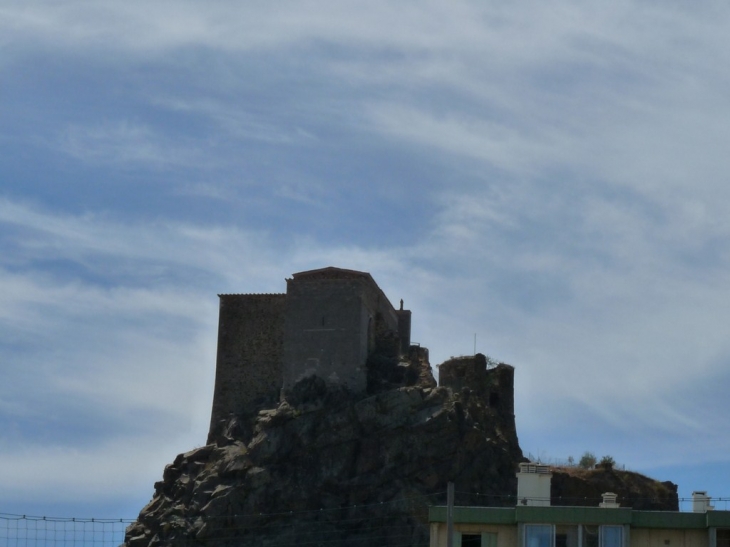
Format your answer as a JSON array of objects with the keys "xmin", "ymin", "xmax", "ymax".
[{"xmin": 473, "ymin": 333, "xmax": 476, "ymax": 356}]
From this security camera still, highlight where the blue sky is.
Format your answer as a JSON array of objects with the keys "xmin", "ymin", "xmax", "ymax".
[{"xmin": 3, "ymin": 0, "xmax": 730, "ymax": 520}]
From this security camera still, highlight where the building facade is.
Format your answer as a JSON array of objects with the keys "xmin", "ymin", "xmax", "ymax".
[
  {"xmin": 429, "ymin": 504, "xmax": 730, "ymax": 547},
  {"xmin": 430, "ymin": 466, "xmax": 730, "ymax": 547}
]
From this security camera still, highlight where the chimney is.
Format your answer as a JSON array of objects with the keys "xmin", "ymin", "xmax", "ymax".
[
  {"xmin": 599, "ymin": 492, "xmax": 620, "ymax": 508},
  {"xmin": 692, "ymin": 491, "xmax": 714, "ymax": 513},
  {"xmin": 516, "ymin": 462, "xmax": 552, "ymax": 506}
]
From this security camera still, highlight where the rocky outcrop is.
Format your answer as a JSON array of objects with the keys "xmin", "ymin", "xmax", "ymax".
[
  {"xmin": 551, "ymin": 467, "xmax": 678, "ymax": 510},
  {"xmin": 124, "ymin": 362, "xmax": 522, "ymax": 547},
  {"xmin": 124, "ymin": 353, "xmax": 678, "ymax": 547}
]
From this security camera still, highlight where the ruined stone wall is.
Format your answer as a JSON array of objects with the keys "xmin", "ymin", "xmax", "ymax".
[
  {"xmin": 438, "ymin": 354, "xmax": 487, "ymax": 393},
  {"xmin": 207, "ymin": 294, "xmax": 286, "ymax": 443},
  {"xmin": 438, "ymin": 354, "xmax": 515, "ymax": 419},
  {"xmin": 487, "ymin": 363, "xmax": 516, "ymax": 440}
]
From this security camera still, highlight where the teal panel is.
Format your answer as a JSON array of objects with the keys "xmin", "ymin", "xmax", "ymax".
[
  {"xmin": 430, "ymin": 505, "xmax": 727, "ymax": 531},
  {"xmin": 707, "ymin": 511, "xmax": 730, "ymax": 528},
  {"xmin": 516, "ymin": 506, "xmax": 632, "ymax": 525},
  {"xmin": 429, "ymin": 506, "xmax": 516, "ymax": 524},
  {"xmin": 429, "ymin": 506, "xmax": 446, "ymax": 522},
  {"xmin": 631, "ymin": 511, "xmax": 706, "ymax": 529}
]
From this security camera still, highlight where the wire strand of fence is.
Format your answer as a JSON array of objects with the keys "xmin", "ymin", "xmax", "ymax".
[{"xmin": 4, "ymin": 491, "xmax": 730, "ymax": 547}]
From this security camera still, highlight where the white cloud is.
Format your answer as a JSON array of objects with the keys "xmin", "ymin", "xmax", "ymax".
[
  {"xmin": 0, "ymin": 198, "xmax": 289, "ymax": 289},
  {"xmin": 59, "ymin": 121, "xmax": 204, "ymax": 168},
  {"xmin": 155, "ymin": 97, "xmax": 318, "ymax": 146},
  {"xmin": 2, "ymin": 175, "xmax": 730, "ymax": 503},
  {"xmin": 4, "ymin": 0, "xmax": 730, "ymax": 509},
  {"xmin": 0, "ymin": 433, "xmax": 203, "ymax": 503},
  {"xmin": 0, "ymin": 1, "xmax": 716, "ymax": 62}
]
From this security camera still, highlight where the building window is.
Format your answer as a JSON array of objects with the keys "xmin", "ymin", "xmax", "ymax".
[
  {"xmin": 584, "ymin": 525, "xmax": 599, "ymax": 547},
  {"xmin": 719, "ymin": 529, "xmax": 730, "ymax": 547},
  {"xmin": 600, "ymin": 525, "xmax": 623, "ymax": 547},
  {"xmin": 525, "ymin": 524, "xmax": 554, "ymax": 547},
  {"xmin": 524, "ymin": 524, "xmax": 622, "ymax": 547},
  {"xmin": 457, "ymin": 532, "xmax": 498, "ymax": 547},
  {"xmin": 556, "ymin": 525, "xmax": 579, "ymax": 547}
]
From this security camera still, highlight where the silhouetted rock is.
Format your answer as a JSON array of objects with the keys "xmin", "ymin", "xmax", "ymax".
[{"xmin": 124, "ymin": 364, "xmax": 522, "ymax": 546}]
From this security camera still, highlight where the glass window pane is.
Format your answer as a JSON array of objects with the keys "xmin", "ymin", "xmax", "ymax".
[
  {"xmin": 601, "ymin": 525, "xmax": 623, "ymax": 547},
  {"xmin": 584, "ymin": 525, "xmax": 599, "ymax": 547},
  {"xmin": 556, "ymin": 525, "xmax": 579, "ymax": 547},
  {"xmin": 525, "ymin": 524, "xmax": 553, "ymax": 547}
]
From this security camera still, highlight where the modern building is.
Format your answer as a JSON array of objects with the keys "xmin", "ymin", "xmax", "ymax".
[{"xmin": 429, "ymin": 464, "xmax": 730, "ymax": 547}]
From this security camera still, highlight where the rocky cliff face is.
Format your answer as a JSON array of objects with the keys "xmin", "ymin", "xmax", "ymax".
[
  {"xmin": 124, "ymin": 354, "xmax": 677, "ymax": 547},
  {"xmin": 125, "ymin": 358, "xmax": 522, "ymax": 547}
]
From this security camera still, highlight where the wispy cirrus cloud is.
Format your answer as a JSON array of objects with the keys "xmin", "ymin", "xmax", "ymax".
[
  {"xmin": 5, "ymin": 0, "xmax": 730, "ymax": 513},
  {"xmin": 58, "ymin": 121, "xmax": 204, "ymax": 168}
]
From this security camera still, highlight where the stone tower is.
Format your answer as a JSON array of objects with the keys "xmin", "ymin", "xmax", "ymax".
[{"xmin": 207, "ymin": 267, "xmax": 411, "ymax": 442}]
